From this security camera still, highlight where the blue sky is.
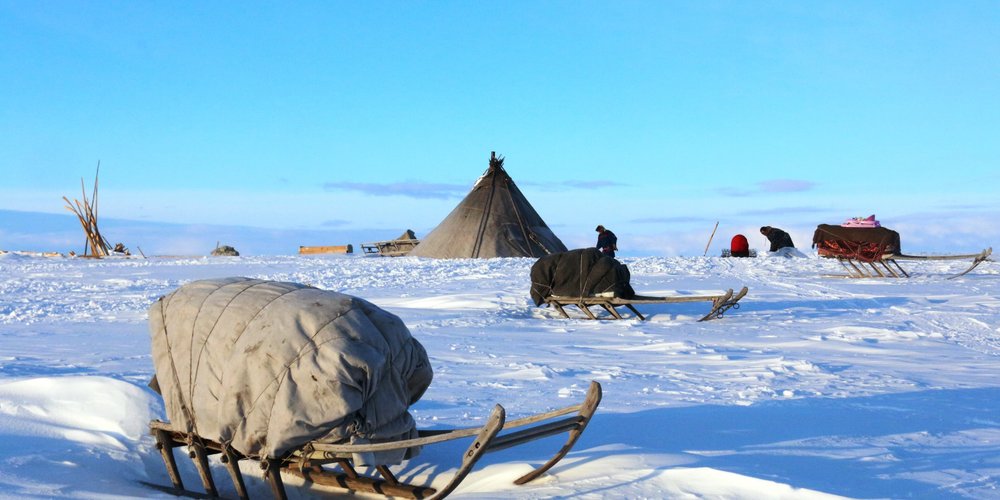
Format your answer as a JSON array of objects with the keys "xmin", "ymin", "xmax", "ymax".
[{"xmin": 2, "ymin": 2, "xmax": 998, "ymax": 256}]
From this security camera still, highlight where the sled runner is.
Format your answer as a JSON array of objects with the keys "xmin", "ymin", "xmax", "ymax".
[
  {"xmin": 824, "ymin": 248, "xmax": 992, "ymax": 279},
  {"xmin": 544, "ymin": 286, "xmax": 748, "ymax": 321},
  {"xmin": 813, "ymin": 224, "xmax": 992, "ymax": 279},
  {"xmin": 149, "ymin": 381, "xmax": 602, "ymax": 499}
]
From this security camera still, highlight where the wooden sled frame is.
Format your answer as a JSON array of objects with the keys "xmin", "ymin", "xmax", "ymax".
[
  {"xmin": 360, "ymin": 239, "xmax": 421, "ymax": 257},
  {"xmin": 826, "ymin": 247, "xmax": 992, "ymax": 280},
  {"xmin": 149, "ymin": 381, "xmax": 602, "ymax": 499},
  {"xmin": 545, "ymin": 286, "xmax": 748, "ymax": 321}
]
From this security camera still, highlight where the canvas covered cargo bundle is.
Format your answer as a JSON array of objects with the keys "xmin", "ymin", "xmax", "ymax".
[
  {"xmin": 813, "ymin": 224, "xmax": 902, "ymax": 262},
  {"xmin": 148, "ymin": 277, "xmax": 433, "ymax": 463},
  {"xmin": 529, "ymin": 248, "xmax": 635, "ymax": 306}
]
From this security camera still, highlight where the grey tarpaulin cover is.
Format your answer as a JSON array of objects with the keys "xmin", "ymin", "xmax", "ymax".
[{"xmin": 148, "ymin": 277, "xmax": 433, "ymax": 463}]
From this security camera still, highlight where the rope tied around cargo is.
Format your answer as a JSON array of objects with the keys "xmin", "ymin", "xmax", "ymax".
[
  {"xmin": 187, "ymin": 279, "xmax": 266, "ymax": 433},
  {"xmin": 157, "ymin": 295, "xmax": 199, "ymax": 435},
  {"xmin": 816, "ymin": 239, "xmax": 892, "ymax": 263}
]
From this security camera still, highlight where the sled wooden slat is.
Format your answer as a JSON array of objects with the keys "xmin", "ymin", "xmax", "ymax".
[
  {"xmin": 545, "ymin": 287, "xmax": 748, "ymax": 321},
  {"xmin": 285, "ymin": 463, "xmax": 437, "ymax": 498},
  {"xmin": 152, "ymin": 428, "xmax": 185, "ymax": 490},
  {"xmin": 488, "ymin": 416, "xmax": 582, "ymax": 453},
  {"xmin": 148, "ymin": 381, "xmax": 602, "ymax": 499},
  {"xmin": 188, "ymin": 440, "xmax": 218, "ymax": 497},
  {"xmin": 376, "ymin": 465, "xmax": 399, "ymax": 485},
  {"xmin": 264, "ymin": 460, "xmax": 287, "ymax": 500},
  {"xmin": 221, "ymin": 445, "xmax": 249, "ymax": 500}
]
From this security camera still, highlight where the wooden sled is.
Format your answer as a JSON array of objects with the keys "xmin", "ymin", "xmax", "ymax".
[
  {"xmin": 544, "ymin": 286, "xmax": 748, "ymax": 321},
  {"xmin": 360, "ymin": 239, "xmax": 421, "ymax": 257},
  {"xmin": 825, "ymin": 247, "xmax": 992, "ymax": 280},
  {"xmin": 361, "ymin": 231, "xmax": 421, "ymax": 257},
  {"xmin": 149, "ymin": 381, "xmax": 602, "ymax": 499}
]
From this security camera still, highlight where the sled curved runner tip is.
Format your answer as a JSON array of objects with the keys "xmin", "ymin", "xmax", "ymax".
[{"xmin": 148, "ymin": 381, "xmax": 603, "ymax": 499}]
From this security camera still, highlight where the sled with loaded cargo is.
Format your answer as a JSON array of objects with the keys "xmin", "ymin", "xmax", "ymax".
[
  {"xmin": 813, "ymin": 224, "xmax": 992, "ymax": 279},
  {"xmin": 543, "ymin": 286, "xmax": 749, "ymax": 321},
  {"xmin": 530, "ymin": 248, "xmax": 748, "ymax": 321},
  {"xmin": 146, "ymin": 278, "xmax": 602, "ymax": 499}
]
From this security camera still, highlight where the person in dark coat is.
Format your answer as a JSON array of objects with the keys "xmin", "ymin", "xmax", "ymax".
[
  {"xmin": 595, "ymin": 225, "xmax": 617, "ymax": 258},
  {"xmin": 760, "ymin": 226, "xmax": 794, "ymax": 252}
]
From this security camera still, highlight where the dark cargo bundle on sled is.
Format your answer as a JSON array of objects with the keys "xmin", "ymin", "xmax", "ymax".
[
  {"xmin": 812, "ymin": 224, "xmax": 991, "ymax": 279},
  {"xmin": 813, "ymin": 224, "xmax": 902, "ymax": 262},
  {"xmin": 147, "ymin": 278, "xmax": 601, "ymax": 499},
  {"xmin": 529, "ymin": 248, "xmax": 635, "ymax": 306},
  {"xmin": 530, "ymin": 248, "xmax": 747, "ymax": 321}
]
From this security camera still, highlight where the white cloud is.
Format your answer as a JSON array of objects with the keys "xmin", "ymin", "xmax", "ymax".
[
  {"xmin": 758, "ymin": 179, "xmax": 817, "ymax": 193},
  {"xmin": 718, "ymin": 179, "xmax": 818, "ymax": 197},
  {"xmin": 322, "ymin": 181, "xmax": 467, "ymax": 199}
]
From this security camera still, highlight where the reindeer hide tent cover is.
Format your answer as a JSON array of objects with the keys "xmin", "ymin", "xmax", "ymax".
[
  {"xmin": 409, "ymin": 152, "xmax": 568, "ymax": 259},
  {"xmin": 148, "ymin": 278, "xmax": 433, "ymax": 464}
]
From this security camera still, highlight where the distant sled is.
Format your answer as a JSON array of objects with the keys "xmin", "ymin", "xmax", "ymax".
[
  {"xmin": 361, "ymin": 229, "xmax": 421, "ymax": 257},
  {"xmin": 813, "ymin": 224, "xmax": 992, "ymax": 279}
]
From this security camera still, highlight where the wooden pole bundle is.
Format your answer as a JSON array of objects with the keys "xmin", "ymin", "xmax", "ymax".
[{"xmin": 63, "ymin": 163, "xmax": 111, "ymax": 257}]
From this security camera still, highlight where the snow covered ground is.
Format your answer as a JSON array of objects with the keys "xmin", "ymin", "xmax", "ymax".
[{"xmin": 1, "ymin": 251, "xmax": 998, "ymax": 499}]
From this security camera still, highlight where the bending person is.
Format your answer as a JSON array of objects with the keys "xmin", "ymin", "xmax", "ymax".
[{"xmin": 760, "ymin": 226, "xmax": 794, "ymax": 252}]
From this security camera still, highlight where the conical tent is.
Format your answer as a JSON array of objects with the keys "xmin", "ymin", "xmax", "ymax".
[{"xmin": 410, "ymin": 152, "xmax": 567, "ymax": 259}]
